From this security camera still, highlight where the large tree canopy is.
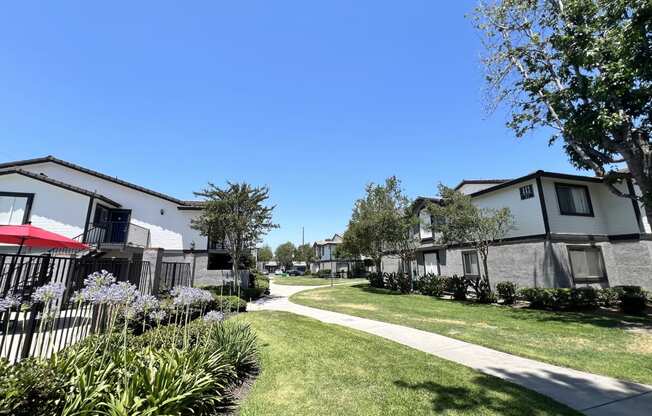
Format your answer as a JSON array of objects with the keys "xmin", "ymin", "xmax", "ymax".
[
  {"xmin": 275, "ymin": 242, "xmax": 296, "ymax": 269},
  {"xmin": 257, "ymin": 245, "xmax": 274, "ymax": 262},
  {"xmin": 473, "ymin": 0, "xmax": 652, "ymax": 224},
  {"xmin": 342, "ymin": 177, "xmax": 418, "ymax": 273},
  {"xmin": 192, "ymin": 182, "xmax": 277, "ymax": 292},
  {"xmin": 293, "ymin": 243, "xmax": 315, "ymax": 265}
]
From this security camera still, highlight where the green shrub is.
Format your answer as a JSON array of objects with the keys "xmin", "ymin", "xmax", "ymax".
[
  {"xmin": 599, "ymin": 288, "xmax": 621, "ymax": 307},
  {"xmin": 448, "ymin": 275, "xmax": 470, "ymax": 301},
  {"xmin": 519, "ymin": 287, "xmax": 602, "ymax": 310},
  {"xmin": 470, "ymin": 276, "xmax": 496, "ymax": 304},
  {"xmin": 569, "ymin": 287, "xmax": 600, "ymax": 309},
  {"xmin": 0, "ymin": 318, "xmax": 259, "ymax": 415},
  {"xmin": 519, "ymin": 288, "xmax": 554, "ymax": 309},
  {"xmin": 368, "ymin": 272, "xmax": 384, "ymax": 288},
  {"xmin": 385, "ymin": 273, "xmax": 399, "ymax": 291},
  {"xmin": 213, "ymin": 295, "xmax": 247, "ymax": 312},
  {"xmin": 418, "ymin": 274, "xmax": 448, "ymax": 297},
  {"xmin": 318, "ymin": 269, "xmax": 332, "ymax": 278},
  {"xmin": 496, "ymin": 282, "xmax": 517, "ymax": 305},
  {"xmin": 615, "ymin": 286, "xmax": 648, "ymax": 315}
]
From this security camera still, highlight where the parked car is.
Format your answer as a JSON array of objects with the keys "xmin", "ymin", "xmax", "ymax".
[
  {"xmin": 274, "ymin": 269, "xmax": 283, "ymax": 276},
  {"xmin": 287, "ymin": 269, "xmax": 304, "ymax": 276}
]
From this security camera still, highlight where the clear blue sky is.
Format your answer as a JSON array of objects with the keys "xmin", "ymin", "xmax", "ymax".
[{"xmin": 0, "ymin": 1, "xmax": 581, "ymax": 249}]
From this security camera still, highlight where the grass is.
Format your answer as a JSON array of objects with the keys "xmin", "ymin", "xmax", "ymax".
[
  {"xmin": 271, "ymin": 276, "xmax": 368, "ymax": 286},
  {"xmin": 291, "ymin": 284, "xmax": 652, "ymax": 385},
  {"xmin": 236, "ymin": 311, "xmax": 579, "ymax": 416}
]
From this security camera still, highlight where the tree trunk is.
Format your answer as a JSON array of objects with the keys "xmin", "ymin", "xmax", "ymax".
[
  {"xmin": 480, "ymin": 249, "xmax": 490, "ymax": 287},
  {"xmin": 232, "ymin": 254, "xmax": 240, "ymax": 302},
  {"xmin": 625, "ymin": 159, "xmax": 652, "ymax": 232}
]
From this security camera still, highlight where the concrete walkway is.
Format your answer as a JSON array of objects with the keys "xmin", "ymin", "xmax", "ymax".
[{"xmin": 249, "ymin": 281, "xmax": 652, "ymax": 416}]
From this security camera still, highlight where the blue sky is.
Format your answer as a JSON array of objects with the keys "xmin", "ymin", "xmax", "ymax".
[{"xmin": 0, "ymin": 1, "xmax": 581, "ymax": 249}]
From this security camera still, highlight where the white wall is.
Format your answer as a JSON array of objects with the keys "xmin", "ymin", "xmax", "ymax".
[
  {"xmin": 471, "ymin": 180, "xmax": 546, "ymax": 238},
  {"xmin": 0, "ymin": 173, "xmax": 89, "ymax": 238},
  {"xmin": 541, "ymin": 178, "xmax": 639, "ymax": 236},
  {"xmin": 457, "ymin": 183, "xmax": 503, "ymax": 195},
  {"xmin": 13, "ymin": 162, "xmax": 206, "ymax": 250}
]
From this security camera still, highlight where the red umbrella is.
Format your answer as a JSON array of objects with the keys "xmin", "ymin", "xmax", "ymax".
[{"xmin": 0, "ymin": 224, "xmax": 89, "ymax": 254}]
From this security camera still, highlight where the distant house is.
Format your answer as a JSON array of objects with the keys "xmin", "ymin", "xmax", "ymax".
[
  {"xmin": 382, "ymin": 170, "xmax": 652, "ymax": 290},
  {"xmin": 312, "ymin": 233, "xmax": 371, "ymax": 276},
  {"xmin": 0, "ymin": 156, "xmax": 248, "ymax": 288}
]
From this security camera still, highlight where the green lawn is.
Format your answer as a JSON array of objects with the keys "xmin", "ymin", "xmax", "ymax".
[
  {"xmin": 291, "ymin": 284, "xmax": 652, "ymax": 385},
  {"xmin": 236, "ymin": 311, "xmax": 578, "ymax": 416},
  {"xmin": 272, "ymin": 276, "xmax": 368, "ymax": 286}
]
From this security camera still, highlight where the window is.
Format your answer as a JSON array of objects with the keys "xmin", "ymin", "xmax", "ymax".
[
  {"xmin": 207, "ymin": 253, "xmax": 232, "ymax": 270},
  {"xmin": 462, "ymin": 251, "xmax": 480, "ymax": 276},
  {"xmin": 0, "ymin": 193, "xmax": 33, "ymax": 225},
  {"xmin": 555, "ymin": 183, "xmax": 593, "ymax": 216},
  {"xmin": 568, "ymin": 246, "xmax": 606, "ymax": 282},
  {"xmin": 519, "ymin": 184, "xmax": 534, "ymax": 200},
  {"xmin": 419, "ymin": 209, "xmax": 432, "ymax": 239}
]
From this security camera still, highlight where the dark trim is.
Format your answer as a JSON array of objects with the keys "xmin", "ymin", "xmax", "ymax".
[
  {"xmin": 554, "ymin": 182, "xmax": 595, "ymax": 217},
  {"xmin": 177, "ymin": 206, "xmax": 203, "ymax": 211},
  {"xmin": 0, "ymin": 156, "xmax": 201, "ymax": 207},
  {"xmin": 469, "ymin": 170, "xmax": 603, "ymax": 198},
  {"xmin": 454, "ymin": 179, "xmax": 510, "ymax": 191},
  {"xmin": 0, "ymin": 191, "xmax": 34, "ymax": 224},
  {"xmin": 535, "ymin": 176, "xmax": 550, "ymax": 236},
  {"xmin": 82, "ymin": 196, "xmax": 95, "ymax": 243},
  {"xmin": 566, "ymin": 245, "xmax": 608, "ymax": 284},
  {"xmin": 0, "ymin": 169, "xmax": 121, "ymax": 207},
  {"xmin": 626, "ymin": 179, "xmax": 644, "ymax": 233}
]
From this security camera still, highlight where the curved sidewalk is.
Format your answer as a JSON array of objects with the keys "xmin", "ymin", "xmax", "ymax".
[{"xmin": 250, "ymin": 282, "xmax": 652, "ymax": 416}]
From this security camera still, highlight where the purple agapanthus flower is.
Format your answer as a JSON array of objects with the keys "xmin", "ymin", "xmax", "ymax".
[
  {"xmin": 203, "ymin": 310, "xmax": 224, "ymax": 322},
  {"xmin": 0, "ymin": 295, "xmax": 19, "ymax": 312},
  {"xmin": 33, "ymin": 282, "xmax": 65, "ymax": 303},
  {"xmin": 149, "ymin": 310, "xmax": 167, "ymax": 322},
  {"xmin": 171, "ymin": 286, "xmax": 213, "ymax": 307}
]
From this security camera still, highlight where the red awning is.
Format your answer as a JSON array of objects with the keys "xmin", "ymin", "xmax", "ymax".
[{"xmin": 0, "ymin": 224, "xmax": 89, "ymax": 250}]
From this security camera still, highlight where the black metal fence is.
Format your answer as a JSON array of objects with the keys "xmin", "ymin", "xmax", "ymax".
[
  {"xmin": 160, "ymin": 262, "xmax": 192, "ymax": 291},
  {"xmin": 0, "ymin": 254, "xmax": 152, "ymax": 363}
]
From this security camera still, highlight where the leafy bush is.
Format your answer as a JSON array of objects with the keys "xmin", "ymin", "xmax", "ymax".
[
  {"xmin": 417, "ymin": 274, "xmax": 448, "ymax": 297},
  {"xmin": 569, "ymin": 287, "xmax": 599, "ymax": 309},
  {"xmin": 519, "ymin": 288, "xmax": 554, "ymax": 309},
  {"xmin": 469, "ymin": 276, "xmax": 496, "ymax": 304},
  {"xmin": 599, "ymin": 288, "xmax": 621, "ymax": 307},
  {"xmin": 368, "ymin": 272, "xmax": 384, "ymax": 288},
  {"xmin": 385, "ymin": 273, "xmax": 399, "ymax": 291},
  {"xmin": 496, "ymin": 282, "xmax": 517, "ymax": 305},
  {"xmin": 448, "ymin": 275, "xmax": 470, "ymax": 301},
  {"xmin": 318, "ymin": 269, "xmax": 332, "ymax": 278},
  {"xmin": 519, "ymin": 287, "xmax": 603, "ymax": 310},
  {"xmin": 213, "ymin": 295, "xmax": 247, "ymax": 312},
  {"xmin": 0, "ymin": 319, "xmax": 259, "ymax": 415},
  {"xmin": 615, "ymin": 286, "xmax": 648, "ymax": 315}
]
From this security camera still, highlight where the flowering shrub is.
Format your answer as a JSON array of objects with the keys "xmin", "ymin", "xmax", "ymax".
[
  {"xmin": 0, "ymin": 295, "xmax": 19, "ymax": 312},
  {"xmin": 203, "ymin": 310, "xmax": 224, "ymax": 322},
  {"xmin": 32, "ymin": 282, "xmax": 65, "ymax": 304}
]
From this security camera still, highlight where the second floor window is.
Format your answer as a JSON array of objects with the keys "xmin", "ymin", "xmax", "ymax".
[
  {"xmin": 0, "ymin": 193, "xmax": 32, "ymax": 225},
  {"xmin": 555, "ymin": 184, "xmax": 593, "ymax": 216}
]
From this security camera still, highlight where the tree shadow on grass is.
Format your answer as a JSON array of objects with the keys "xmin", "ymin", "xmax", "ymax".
[{"xmin": 394, "ymin": 374, "xmax": 580, "ymax": 416}]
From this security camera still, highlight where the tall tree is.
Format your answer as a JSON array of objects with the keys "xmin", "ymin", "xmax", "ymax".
[
  {"xmin": 257, "ymin": 245, "xmax": 274, "ymax": 262},
  {"xmin": 294, "ymin": 243, "xmax": 315, "ymax": 265},
  {"xmin": 342, "ymin": 176, "xmax": 416, "ymax": 273},
  {"xmin": 275, "ymin": 242, "xmax": 296, "ymax": 269},
  {"xmin": 473, "ymin": 0, "xmax": 652, "ymax": 226},
  {"xmin": 427, "ymin": 185, "xmax": 515, "ymax": 286},
  {"xmin": 192, "ymin": 182, "xmax": 277, "ymax": 296}
]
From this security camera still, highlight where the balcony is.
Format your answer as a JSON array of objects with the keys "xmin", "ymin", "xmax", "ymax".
[{"xmin": 85, "ymin": 221, "xmax": 151, "ymax": 248}]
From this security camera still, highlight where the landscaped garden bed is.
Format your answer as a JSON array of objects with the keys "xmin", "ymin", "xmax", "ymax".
[
  {"xmin": 291, "ymin": 283, "xmax": 652, "ymax": 385},
  {"xmin": 272, "ymin": 276, "xmax": 368, "ymax": 286},
  {"xmin": 236, "ymin": 311, "xmax": 579, "ymax": 416},
  {"xmin": 0, "ymin": 271, "xmax": 260, "ymax": 415}
]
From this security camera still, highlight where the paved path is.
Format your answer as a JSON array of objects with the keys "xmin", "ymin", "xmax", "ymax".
[{"xmin": 250, "ymin": 281, "xmax": 652, "ymax": 416}]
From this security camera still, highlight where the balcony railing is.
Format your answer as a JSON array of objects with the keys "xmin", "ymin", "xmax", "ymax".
[{"xmin": 85, "ymin": 221, "xmax": 150, "ymax": 248}]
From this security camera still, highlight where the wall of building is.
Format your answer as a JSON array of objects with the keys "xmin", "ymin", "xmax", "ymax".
[
  {"xmin": 0, "ymin": 173, "xmax": 89, "ymax": 238},
  {"xmin": 16, "ymin": 162, "xmax": 206, "ymax": 250}
]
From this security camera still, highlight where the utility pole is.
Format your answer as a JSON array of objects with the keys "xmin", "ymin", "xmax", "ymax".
[{"xmin": 302, "ymin": 226, "xmax": 305, "ymax": 246}]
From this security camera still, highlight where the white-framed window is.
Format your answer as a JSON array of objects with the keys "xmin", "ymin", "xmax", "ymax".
[
  {"xmin": 462, "ymin": 251, "xmax": 480, "ymax": 277},
  {"xmin": 555, "ymin": 183, "xmax": 593, "ymax": 216},
  {"xmin": 568, "ymin": 246, "xmax": 607, "ymax": 282},
  {"xmin": 419, "ymin": 209, "xmax": 432, "ymax": 240},
  {"xmin": 0, "ymin": 193, "xmax": 33, "ymax": 225}
]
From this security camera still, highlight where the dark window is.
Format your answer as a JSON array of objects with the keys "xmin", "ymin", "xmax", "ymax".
[
  {"xmin": 0, "ymin": 192, "xmax": 33, "ymax": 225},
  {"xmin": 555, "ymin": 183, "xmax": 594, "ymax": 216},
  {"xmin": 568, "ymin": 246, "xmax": 606, "ymax": 282},
  {"xmin": 207, "ymin": 253, "xmax": 232, "ymax": 270},
  {"xmin": 462, "ymin": 251, "xmax": 480, "ymax": 277},
  {"xmin": 519, "ymin": 184, "xmax": 534, "ymax": 200}
]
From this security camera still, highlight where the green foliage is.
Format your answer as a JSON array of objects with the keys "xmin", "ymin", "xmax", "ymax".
[
  {"xmin": 473, "ymin": 0, "xmax": 652, "ymax": 217},
  {"xmin": 496, "ymin": 282, "xmax": 517, "ymax": 305},
  {"xmin": 213, "ymin": 295, "xmax": 247, "ymax": 312},
  {"xmin": 192, "ymin": 182, "xmax": 278, "ymax": 291},
  {"xmin": 342, "ymin": 177, "xmax": 417, "ymax": 271},
  {"xmin": 470, "ymin": 276, "xmax": 496, "ymax": 304},
  {"xmin": 616, "ymin": 286, "xmax": 649, "ymax": 315},
  {"xmin": 599, "ymin": 288, "xmax": 621, "ymax": 308},
  {"xmin": 368, "ymin": 272, "xmax": 384, "ymax": 288},
  {"xmin": 257, "ymin": 245, "xmax": 274, "ymax": 262},
  {"xmin": 293, "ymin": 243, "xmax": 315, "ymax": 264},
  {"xmin": 416, "ymin": 274, "xmax": 448, "ymax": 297},
  {"xmin": 449, "ymin": 275, "xmax": 470, "ymax": 301},
  {"xmin": 519, "ymin": 287, "xmax": 606, "ymax": 310},
  {"xmin": 0, "ymin": 319, "xmax": 259, "ymax": 415},
  {"xmin": 427, "ymin": 186, "xmax": 515, "ymax": 285},
  {"xmin": 318, "ymin": 269, "xmax": 332, "ymax": 278},
  {"xmin": 274, "ymin": 242, "xmax": 295, "ymax": 268}
]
